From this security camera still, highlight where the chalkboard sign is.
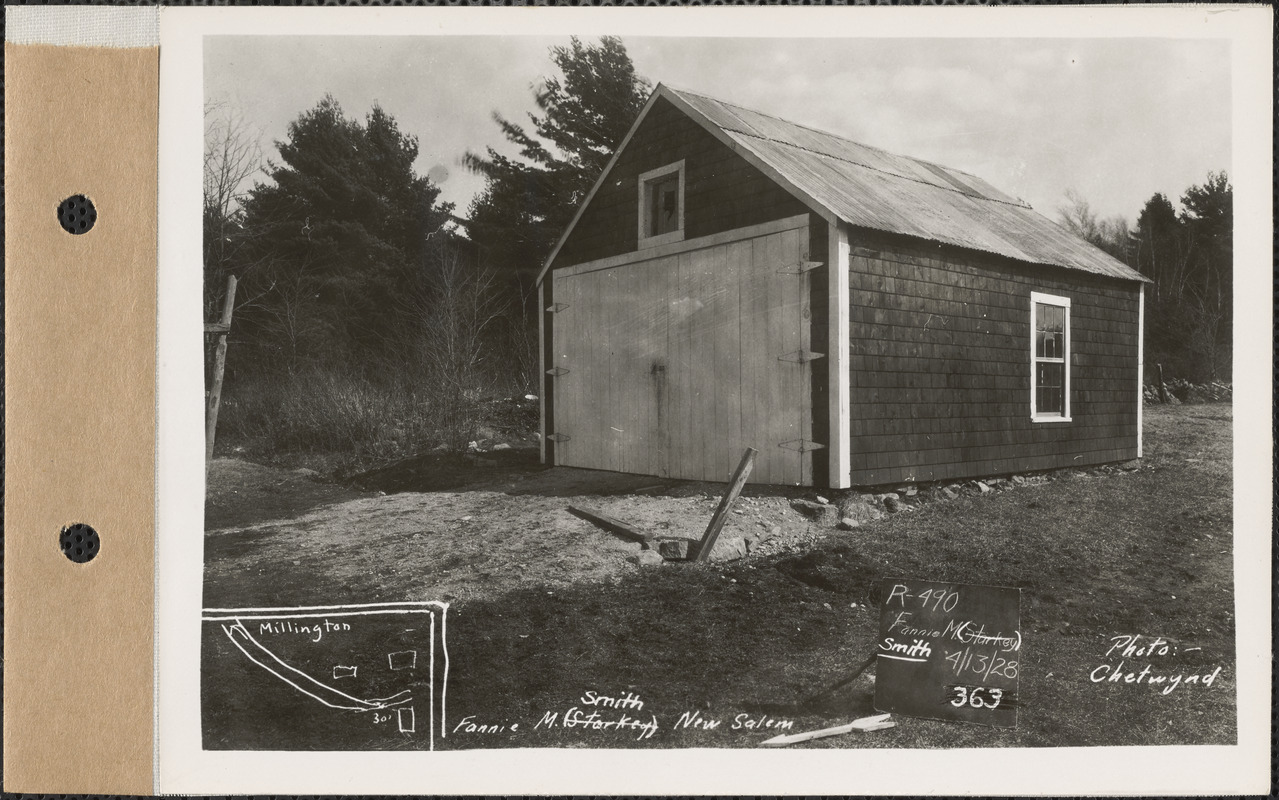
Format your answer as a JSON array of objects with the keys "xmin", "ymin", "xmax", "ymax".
[{"xmin": 873, "ymin": 578, "xmax": 1021, "ymax": 727}]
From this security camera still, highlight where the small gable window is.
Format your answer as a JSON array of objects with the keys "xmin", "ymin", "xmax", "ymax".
[
  {"xmin": 1030, "ymin": 291, "xmax": 1071, "ymax": 422},
  {"xmin": 637, "ymin": 160, "xmax": 685, "ymax": 248}
]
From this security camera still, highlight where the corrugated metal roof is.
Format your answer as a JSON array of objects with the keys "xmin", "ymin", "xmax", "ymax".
[{"xmin": 669, "ymin": 87, "xmax": 1149, "ymax": 283}]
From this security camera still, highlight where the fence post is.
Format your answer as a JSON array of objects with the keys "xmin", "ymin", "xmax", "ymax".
[{"xmin": 206, "ymin": 274, "xmax": 238, "ymax": 458}]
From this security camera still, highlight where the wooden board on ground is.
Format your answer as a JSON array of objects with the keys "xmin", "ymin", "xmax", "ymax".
[{"xmin": 873, "ymin": 577, "xmax": 1021, "ymax": 728}]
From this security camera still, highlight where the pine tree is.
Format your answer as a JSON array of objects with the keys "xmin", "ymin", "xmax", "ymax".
[
  {"xmin": 234, "ymin": 96, "xmax": 453, "ymax": 366},
  {"xmin": 464, "ymin": 36, "xmax": 651, "ymax": 296}
]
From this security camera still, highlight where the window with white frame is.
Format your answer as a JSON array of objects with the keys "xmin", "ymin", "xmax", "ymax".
[
  {"xmin": 1030, "ymin": 292, "xmax": 1071, "ymax": 421},
  {"xmin": 637, "ymin": 161, "xmax": 685, "ymax": 248}
]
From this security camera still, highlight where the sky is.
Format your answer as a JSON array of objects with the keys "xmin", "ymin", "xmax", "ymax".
[{"xmin": 205, "ymin": 35, "xmax": 1230, "ymax": 225}]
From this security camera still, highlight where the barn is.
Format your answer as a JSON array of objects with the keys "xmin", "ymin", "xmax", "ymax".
[{"xmin": 536, "ymin": 84, "xmax": 1150, "ymax": 489}]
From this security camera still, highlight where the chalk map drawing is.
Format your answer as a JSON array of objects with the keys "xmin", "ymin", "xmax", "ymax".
[{"xmin": 202, "ymin": 601, "xmax": 448, "ymax": 749}]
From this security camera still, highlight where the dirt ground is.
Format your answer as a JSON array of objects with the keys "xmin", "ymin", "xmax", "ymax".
[
  {"xmin": 204, "ymin": 446, "xmax": 829, "ymax": 606},
  {"xmin": 203, "ymin": 403, "xmax": 1237, "ymax": 751}
]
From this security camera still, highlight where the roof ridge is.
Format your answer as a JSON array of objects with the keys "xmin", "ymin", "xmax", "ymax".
[{"xmin": 665, "ymin": 85, "xmax": 1009, "ymax": 195}]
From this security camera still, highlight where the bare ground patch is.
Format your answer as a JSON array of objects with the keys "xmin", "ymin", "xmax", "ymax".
[{"xmin": 203, "ymin": 404, "xmax": 1235, "ymax": 750}]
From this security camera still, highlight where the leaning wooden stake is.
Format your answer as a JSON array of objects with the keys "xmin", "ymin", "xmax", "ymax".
[
  {"xmin": 568, "ymin": 505, "xmax": 654, "ymax": 548},
  {"xmin": 1156, "ymin": 363, "xmax": 1169, "ymax": 403},
  {"xmin": 694, "ymin": 447, "xmax": 758, "ymax": 561},
  {"xmin": 205, "ymin": 274, "xmax": 238, "ymax": 459}
]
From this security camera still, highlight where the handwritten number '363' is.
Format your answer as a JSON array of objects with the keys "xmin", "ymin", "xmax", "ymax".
[{"xmin": 950, "ymin": 686, "xmax": 1003, "ymax": 710}]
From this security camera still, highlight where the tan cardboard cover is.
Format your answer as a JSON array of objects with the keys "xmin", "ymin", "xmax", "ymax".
[{"xmin": 4, "ymin": 43, "xmax": 158, "ymax": 794}]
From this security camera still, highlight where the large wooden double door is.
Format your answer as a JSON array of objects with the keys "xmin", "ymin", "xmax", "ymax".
[{"xmin": 550, "ymin": 218, "xmax": 818, "ymax": 485}]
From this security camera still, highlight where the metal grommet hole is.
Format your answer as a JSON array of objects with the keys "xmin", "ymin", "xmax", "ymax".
[
  {"xmin": 60, "ymin": 522, "xmax": 100, "ymax": 564},
  {"xmin": 58, "ymin": 195, "xmax": 97, "ymax": 235}
]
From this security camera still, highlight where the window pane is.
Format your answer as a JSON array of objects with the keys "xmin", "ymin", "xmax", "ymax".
[
  {"xmin": 1036, "ymin": 330, "xmax": 1063, "ymax": 359},
  {"xmin": 1036, "ymin": 361, "xmax": 1064, "ymax": 414},
  {"xmin": 648, "ymin": 175, "xmax": 680, "ymax": 236},
  {"xmin": 1036, "ymin": 303, "xmax": 1065, "ymax": 334}
]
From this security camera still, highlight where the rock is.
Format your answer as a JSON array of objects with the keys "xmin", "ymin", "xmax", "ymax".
[
  {"xmin": 1011, "ymin": 475, "xmax": 1026, "ymax": 486},
  {"xmin": 629, "ymin": 550, "xmax": 665, "ymax": 567},
  {"xmin": 466, "ymin": 440, "xmax": 480, "ymax": 452},
  {"xmin": 902, "ymin": 485, "xmax": 918, "ymax": 497},
  {"xmin": 882, "ymin": 493, "xmax": 902, "ymax": 512},
  {"xmin": 976, "ymin": 481, "xmax": 993, "ymax": 495},
  {"xmin": 705, "ymin": 536, "xmax": 748, "ymax": 562},
  {"xmin": 837, "ymin": 494, "xmax": 887, "ymax": 523},
  {"xmin": 791, "ymin": 499, "xmax": 839, "ymax": 526},
  {"xmin": 837, "ymin": 517, "xmax": 860, "ymax": 531},
  {"xmin": 658, "ymin": 539, "xmax": 693, "ymax": 560},
  {"xmin": 941, "ymin": 485, "xmax": 959, "ymax": 500},
  {"xmin": 815, "ymin": 495, "xmax": 830, "ymax": 505},
  {"xmin": 293, "ymin": 467, "xmax": 319, "ymax": 478},
  {"xmin": 1118, "ymin": 459, "xmax": 1140, "ymax": 471},
  {"xmin": 492, "ymin": 443, "xmax": 512, "ymax": 451}
]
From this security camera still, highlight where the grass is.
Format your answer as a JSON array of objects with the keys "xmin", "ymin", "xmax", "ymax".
[
  {"xmin": 202, "ymin": 403, "xmax": 1235, "ymax": 750},
  {"xmin": 215, "ymin": 364, "xmax": 536, "ymax": 473}
]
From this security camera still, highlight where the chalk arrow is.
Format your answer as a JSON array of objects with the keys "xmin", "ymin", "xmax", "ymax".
[{"xmin": 760, "ymin": 713, "xmax": 893, "ymax": 747}]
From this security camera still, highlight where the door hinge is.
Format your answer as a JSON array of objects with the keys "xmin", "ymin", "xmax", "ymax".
[
  {"xmin": 546, "ymin": 432, "xmax": 572, "ymax": 443},
  {"xmin": 779, "ymin": 439, "xmax": 827, "ymax": 453},
  {"xmin": 777, "ymin": 349, "xmax": 826, "ymax": 364},
  {"xmin": 547, "ymin": 303, "xmax": 569, "ymax": 313},
  {"xmin": 546, "ymin": 367, "xmax": 570, "ymax": 376},
  {"xmin": 778, "ymin": 260, "xmax": 824, "ymax": 275}
]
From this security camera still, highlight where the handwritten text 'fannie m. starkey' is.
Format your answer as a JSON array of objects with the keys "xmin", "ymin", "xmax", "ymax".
[{"xmin": 452, "ymin": 690, "xmax": 793, "ymax": 742}]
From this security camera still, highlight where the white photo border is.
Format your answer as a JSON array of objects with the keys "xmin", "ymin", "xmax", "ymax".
[{"xmin": 157, "ymin": 5, "xmax": 1273, "ymax": 795}]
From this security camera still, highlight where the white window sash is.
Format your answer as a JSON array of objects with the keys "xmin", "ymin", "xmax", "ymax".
[
  {"xmin": 636, "ymin": 160, "xmax": 685, "ymax": 249},
  {"xmin": 1030, "ymin": 291, "xmax": 1072, "ymax": 422}
]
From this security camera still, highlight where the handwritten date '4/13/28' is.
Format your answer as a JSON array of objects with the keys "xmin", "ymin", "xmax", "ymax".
[{"xmin": 944, "ymin": 646, "xmax": 1018, "ymax": 681}]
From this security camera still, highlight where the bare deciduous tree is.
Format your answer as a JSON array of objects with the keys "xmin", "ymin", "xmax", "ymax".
[
  {"xmin": 204, "ymin": 99, "xmax": 263, "ymax": 320},
  {"xmin": 1058, "ymin": 188, "xmax": 1133, "ymax": 264},
  {"xmin": 406, "ymin": 242, "xmax": 509, "ymax": 451}
]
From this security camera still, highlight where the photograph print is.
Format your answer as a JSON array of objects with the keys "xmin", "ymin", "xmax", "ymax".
[{"xmin": 198, "ymin": 28, "xmax": 1240, "ymax": 755}]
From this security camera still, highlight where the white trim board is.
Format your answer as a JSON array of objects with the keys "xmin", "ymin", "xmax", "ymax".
[
  {"xmin": 827, "ymin": 223, "xmax": 851, "ymax": 489},
  {"xmin": 1137, "ymin": 283, "xmax": 1145, "ymax": 458},
  {"xmin": 1029, "ymin": 291, "xmax": 1072, "ymax": 423},
  {"xmin": 636, "ymin": 160, "xmax": 686, "ymax": 249},
  {"xmin": 552, "ymin": 214, "xmax": 810, "ymax": 280}
]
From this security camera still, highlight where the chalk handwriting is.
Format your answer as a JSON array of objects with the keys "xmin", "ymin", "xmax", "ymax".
[
  {"xmin": 257, "ymin": 618, "xmax": 351, "ymax": 643},
  {"xmin": 1091, "ymin": 634, "xmax": 1223, "ymax": 694}
]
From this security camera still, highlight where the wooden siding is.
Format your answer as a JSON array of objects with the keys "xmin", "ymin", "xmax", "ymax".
[
  {"xmin": 552, "ymin": 96, "xmax": 810, "ymax": 270},
  {"xmin": 551, "ymin": 220, "xmax": 816, "ymax": 485},
  {"xmin": 846, "ymin": 232, "xmax": 1141, "ymax": 486}
]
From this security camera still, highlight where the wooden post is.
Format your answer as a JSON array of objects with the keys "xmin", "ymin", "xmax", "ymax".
[
  {"xmin": 567, "ymin": 505, "xmax": 653, "ymax": 548},
  {"xmin": 694, "ymin": 447, "xmax": 758, "ymax": 562},
  {"xmin": 206, "ymin": 274, "xmax": 238, "ymax": 459},
  {"xmin": 1156, "ymin": 363, "xmax": 1168, "ymax": 404}
]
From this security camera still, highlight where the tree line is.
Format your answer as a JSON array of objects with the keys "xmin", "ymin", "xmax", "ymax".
[
  {"xmin": 204, "ymin": 37, "xmax": 1231, "ymax": 460},
  {"xmin": 1059, "ymin": 171, "xmax": 1232, "ymax": 383},
  {"xmin": 203, "ymin": 37, "xmax": 648, "ymax": 460}
]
